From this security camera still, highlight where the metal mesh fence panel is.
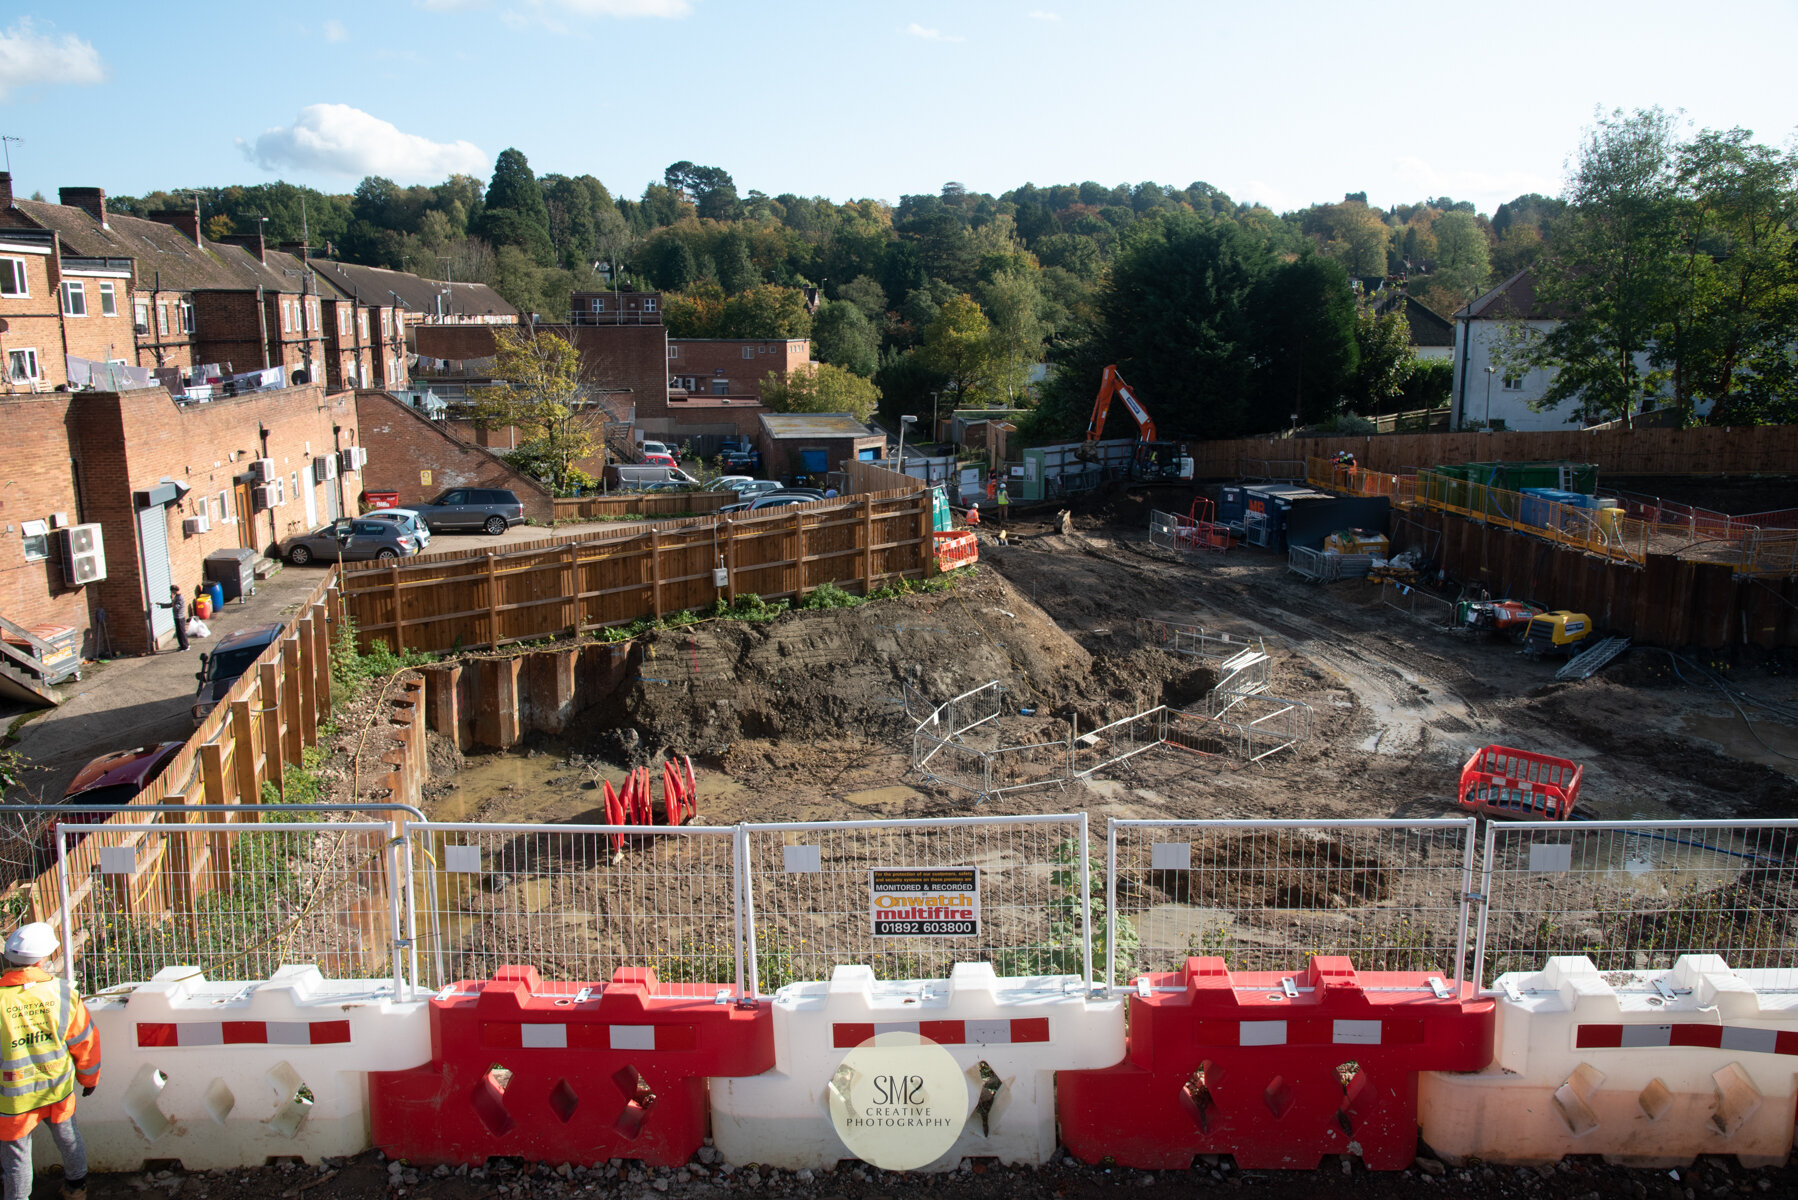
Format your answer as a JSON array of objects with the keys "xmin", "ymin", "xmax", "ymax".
[
  {"xmin": 1107, "ymin": 819, "xmax": 1476, "ymax": 989},
  {"xmin": 410, "ymin": 823, "xmax": 742, "ymax": 996},
  {"xmin": 743, "ymin": 815, "xmax": 1091, "ymax": 991},
  {"xmin": 912, "ymin": 727, "xmax": 990, "ymax": 795},
  {"xmin": 985, "ymin": 738, "xmax": 1072, "ymax": 799},
  {"xmin": 58, "ymin": 821, "xmax": 399, "ymax": 995},
  {"xmin": 1073, "ymin": 708, "xmax": 1166, "ymax": 777},
  {"xmin": 1475, "ymin": 821, "xmax": 1798, "ymax": 990}
]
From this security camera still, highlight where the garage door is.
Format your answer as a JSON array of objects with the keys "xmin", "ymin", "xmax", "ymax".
[{"xmin": 139, "ymin": 504, "xmax": 174, "ymax": 646}]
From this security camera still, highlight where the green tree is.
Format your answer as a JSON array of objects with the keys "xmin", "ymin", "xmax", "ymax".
[
  {"xmin": 919, "ymin": 294, "xmax": 994, "ymax": 407},
  {"xmin": 716, "ymin": 230, "xmax": 760, "ymax": 294},
  {"xmin": 1523, "ymin": 107, "xmax": 1682, "ymax": 424},
  {"xmin": 760, "ymin": 363, "xmax": 880, "ymax": 422},
  {"xmin": 1248, "ymin": 254, "xmax": 1359, "ymax": 426},
  {"xmin": 721, "ymin": 284, "xmax": 813, "ymax": 339},
  {"xmin": 1350, "ymin": 304, "xmax": 1417, "ymax": 415},
  {"xmin": 977, "ymin": 268, "xmax": 1051, "ymax": 403},
  {"xmin": 644, "ymin": 235, "xmax": 700, "ymax": 292},
  {"xmin": 838, "ymin": 274, "xmax": 888, "ymax": 320},
  {"xmin": 811, "ymin": 300, "xmax": 880, "ymax": 376},
  {"xmin": 480, "ymin": 148, "xmax": 555, "ymax": 267},
  {"xmin": 1432, "ymin": 210, "xmax": 1493, "ymax": 301},
  {"xmin": 470, "ymin": 328, "xmax": 597, "ymax": 494}
]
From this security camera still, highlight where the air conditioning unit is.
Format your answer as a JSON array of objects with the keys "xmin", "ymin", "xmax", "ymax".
[
  {"xmin": 253, "ymin": 485, "xmax": 274, "ymax": 511},
  {"xmin": 338, "ymin": 446, "xmax": 367, "ymax": 472},
  {"xmin": 312, "ymin": 455, "xmax": 337, "ymax": 483},
  {"xmin": 182, "ymin": 514, "xmax": 211, "ymax": 536},
  {"xmin": 249, "ymin": 457, "xmax": 277, "ymax": 483},
  {"xmin": 57, "ymin": 524, "xmax": 106, "ymax": 586}
]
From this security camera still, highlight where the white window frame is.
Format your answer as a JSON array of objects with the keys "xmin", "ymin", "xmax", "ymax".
[
  {"xmin": 642, "ymin": 297, "xmax": 658, "ymax": 313},
  {"xmin": 134, "ymin": 299, "xmax": 149, "ymax": 331},
  {"xmin": 358, "ymin": 310, "xmax": 369, "ymax": 340},
  {"xmin": 668, "ymin": 345, "xmax": 679, "ymax": 360},
  {"xmin": 20, "ymin": 520, "xmax": 50, "ymax": 563},
  {"xmin": 98, "ymin": 281, "xmax": 117, "ymax": 316},
  {"xmin": 1502, "ymin": 374, "xmax": 1524, "ymax": 391},
  {"xmin": 0, "ymin": 256, "xmax": 27, "ymax": 297},
  {"xmin": 181, "ymin": 302, "xmax": 194, "ymax": 333},
  {"xmin": 380, "ymin": 310, "xmax": 391, "ymax": 336},
  {"xmin": 61, "ymin": 280, "xmax": 87, "ymax": 317},
  {"xmin": 157, "ymin": 305, "xmax": 170, "ymax": 336},
  {"xmin": 7, "ymin": 348, "xmax": 41, "ymax": 383},
  {"xmin": 741, "ymin": 346, "xmax": 755, "ymax": 359}
]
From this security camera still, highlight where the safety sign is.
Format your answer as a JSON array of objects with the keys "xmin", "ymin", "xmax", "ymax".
[{"xmin": 869, "ymin": 868, "xmax": 980, "ymax": 938}]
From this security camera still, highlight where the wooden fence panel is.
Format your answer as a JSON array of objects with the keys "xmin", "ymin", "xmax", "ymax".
[{"xmin": 553, "ymin": 492, "xmax": 734, "ymax": 521}]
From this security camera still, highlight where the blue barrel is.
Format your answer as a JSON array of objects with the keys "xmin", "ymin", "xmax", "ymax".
[{"xmin": 208, "ymin": 582, "xmax": 225, "ymax": 613}]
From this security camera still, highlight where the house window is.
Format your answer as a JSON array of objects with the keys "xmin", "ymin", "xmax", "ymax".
[
  {"xmin": 134, "ymin": 300, "xmax": 149, "ymax": 332},
  {"xmin": 1502, "ymin": 375, "xmax": 1523, "ymax": 391},
  {"xmin": 712, "ymin": 379, "xmax": 729, "ymax": 396},
  {"xmin": 215, "ymin": 491, "xmax": 231, "ymax": 523},
  {"xmin": 7, "ymin": 348, "xmax": 40, "ymax": 383},
  {"xmin": 98, "ymin": 281, "xmax": 117, "ymax": 316},
  {"xmin": 758, "ymin": 344, "xmax": 767, "ymax": 354},
  {"xmin": 60, "ymin": 280, "xmax": 87, "ymax": 316},
  {"xmin": 358, "ymin": 311, "xmax": 369, "ymax": 340},
  {"xmin": 338, "ymin": 309, "xmax": 349, "ymax": 336},
  {"xmin": 668, "ymin": 345, "xmax": 679, "ymax": 360},
  {"xmin": 741, "ymin": 347, "xmax": 755, "ymax": 359},
  {"xmin": 309, "ymin": 299, "xmax": 321, "ymax": 329},
  {"xmin": 593, "ymin": 298, "xmax": 607, "ymax": 311},
  {"xmin": 181, "ymin": 302, "xmax": 194, "ymax": 333},
  {"xmin": 0, "ymin": 257, "xmax": 27, "ymax": 297},
  {"xmin": 157, "ymin": 306, "xmax": 170, "ymax": 336},
  {"xmin": 380, "ymin": 310, "xmax": 391, "ymax": 336},
  {"xmin": 642, "ymin": 297, "xmax": 657, "ymax": 313},
  {"xmin": 20, "ymin": 521, "xmax": 49, "ymax": 562}
]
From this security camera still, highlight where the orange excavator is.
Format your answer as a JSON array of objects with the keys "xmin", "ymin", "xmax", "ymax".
[{"xmin": 1082, "ymin": 364, "xmax": 1190, "ymax": 481}]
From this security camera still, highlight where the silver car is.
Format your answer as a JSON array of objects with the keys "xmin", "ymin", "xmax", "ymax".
[
  {"xmin": 362, "ymin": 507, "xmax": 431, "ymax": 548},
  {"xmin": 283, "ymin": 519, "xmax": 421, "ymax": 565}
]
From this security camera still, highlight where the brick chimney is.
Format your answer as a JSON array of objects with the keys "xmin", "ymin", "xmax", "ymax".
[
  {"xmin": 59, "ymin": 186, "xmax": 109, "ymax": 229},
  {"xmin": 148, "ymin": 199, "xmax": 203, "ymax": 248},
  {"xmin": 0, "ymin": 172, "xmax": 12, "ymax": 211}
]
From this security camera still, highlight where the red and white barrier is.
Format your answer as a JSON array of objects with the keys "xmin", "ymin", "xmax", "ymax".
[
  {"xmin": 72, "ymin": 966, "xmax": 430, "ymax": 1171},
  {"xmin": 1419, "ymin": 955, "xmax": 1798, "ymax": 1168},
  {"xmin": 710, "ymin": 963, "xmax": 1123, "ymax": 1171}
]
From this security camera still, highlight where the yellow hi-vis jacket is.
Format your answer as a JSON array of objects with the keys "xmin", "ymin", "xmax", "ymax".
[{"xmin": 0, "ymin": 967, "xmax": 101, "ymax": 1139}]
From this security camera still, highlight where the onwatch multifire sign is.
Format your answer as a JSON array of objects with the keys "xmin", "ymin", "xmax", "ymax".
[{"xmin": 868, "ymin": 868, "xmax": 980, "ymax": 938}]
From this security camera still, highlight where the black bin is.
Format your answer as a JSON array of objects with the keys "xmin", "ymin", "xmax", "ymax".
[{"xmin": 204, "ymin": 547, "xmax": 258, "ymax": 603}]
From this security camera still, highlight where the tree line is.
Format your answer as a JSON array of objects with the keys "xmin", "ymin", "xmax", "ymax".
[{"xmin": 107, "ymin": 113, "xmax": 1796, "ymax": 439}]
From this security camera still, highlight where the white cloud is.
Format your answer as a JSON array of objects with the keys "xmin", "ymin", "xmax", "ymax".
[
  {"xmin": 414, "ymin": 0, "xmax": 489, "ymax": 10},
  {"xmin": 1028, "ymin": 10, "xmax": 1060, "ymax": 20},
  {"xmin": 547, "ymin": 0, "xmax": 691, "ymax": 14},
  {"xmin": 1391, "ymin": 156, "xmax": 1561, "ymax": 213},
  {"xmin": 0, "ymin": 18, "xmax": 106, "ymax": 100},
  {"xmin": 243, "ymin": 104, "xmax": 488, "ymax": 181},
  {"xmin": 907, "ymin": 22, "xmax": 963, "ymax": 42},
  {"xmin": 323, "ymin": 19, "xmax": 349, "ymax": 42}
]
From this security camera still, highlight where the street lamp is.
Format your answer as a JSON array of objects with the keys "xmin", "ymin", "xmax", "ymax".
[
  {"xmin": 898, "ymin": 414, "xmax": 917, "ymax": 465},
  {"xmin": 929, "ymin": 390, "xmax": 940, "ymax": 445},
  {"xmin": 1484, "ymin": 365, "xmax": 1497, "ymax": 430}
]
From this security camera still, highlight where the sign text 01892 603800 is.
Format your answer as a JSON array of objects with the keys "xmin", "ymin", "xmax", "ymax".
[{"xmin": 868, "ymin": 867, "xmax": 981, "ymax": 938}]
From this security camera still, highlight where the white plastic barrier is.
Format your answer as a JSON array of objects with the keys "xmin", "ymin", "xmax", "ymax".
[
  {"xmin": 710, "ymin": 963, "xmax": 1124, "ymax": 1171},
  {"xmin": 1419, "ymin": 955, "xmax": 1798, "ymax": 1168},
  {"xmin": 66, "ymin": 966, "xmax": 431, "ymax": 1171}
]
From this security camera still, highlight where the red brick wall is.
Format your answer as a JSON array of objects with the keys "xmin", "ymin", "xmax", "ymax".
[
  {"xmin": 0, "ymin": 396, "xmax": 95, "ymax": 642},
  {"xmin": 667, "ymin": 338, "xmax": 808, "ymax": 401},
  {"xmin": 355, "ymin": 392, "xmax": 553, "ymax": 520},
  {"xmin": 0, "ymin": 249, "xmax": 67, "ymax": 390},
  {"xmin": 132, "ymin": 289, "xmax": 198, "ymax": 372},
  {"xmin": 756, "ymin": 433, "xmax": 887, "ymax": 483},
  {"xmin": 56, "ymin": 276, "xmax": 138, "ymax": 367}
]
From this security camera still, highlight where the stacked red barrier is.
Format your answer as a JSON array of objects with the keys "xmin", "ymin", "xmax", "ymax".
[
  {"xmin": 1057, "ymin": 957, "xmax": 1493, "ymax": 1170},
  {"xmin": 369, "ymin": 965, "xmax": 770, "ymax": 1168}
]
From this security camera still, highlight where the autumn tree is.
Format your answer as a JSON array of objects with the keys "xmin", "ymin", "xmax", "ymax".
[
  {"xmin": 760, "ymin": 363, "xmax": 880, "ymax": 422},
  {"xmin": 919, "ymin": 294, "xmax": 995, "ymax": 407},
  {"xmin": 472, "ymin": 328, "xmax": 598, "ymax": 495}
]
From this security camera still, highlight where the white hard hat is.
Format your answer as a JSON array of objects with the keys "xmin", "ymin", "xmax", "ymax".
[{"xmin": 5, "ymin": 923, "xmax": 58, "ymax": 965}]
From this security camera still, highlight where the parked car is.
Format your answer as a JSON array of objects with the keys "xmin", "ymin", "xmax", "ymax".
[
  {"xmin": 640, "ymin": 480, "xmax": 699, "ymax": 493},
  {"xmin": 725, "ymin": 480, "xmax": 786, "ymax": 499},
  {"xmin": 411, "ymin": 487, "xmax": 526, "ymax": 534},
  {"xmin": 361, "ymin": 506, "xmax": 431, "ymax": 548},
  {"xmin": 743, "ymin": 493, "xmax": 816, "ymax": 511},
  {"xmin": 45, "ymin": 740, "xmax": 185, "ymax": 856},
  {"xmin": 193, "ymin": 623, "xmax": 283, "ymax": 726},
  {"xmin": 283, "ymin": 519, "xmax": 421, "ymax": 566},
  {"xmin": 713, "ymin": 476, "xmax": 756, "ymax": 493},
  {"xmin": 642, "ymin": 451, "xmax": 678, "ymax": 469},
  {"xmin": 720, "ymin": 437, "xmax": 761, "ymax": 473},
  {"xmin": 640, "ymin": 440, "xmax": 674, "ymax": 459}
]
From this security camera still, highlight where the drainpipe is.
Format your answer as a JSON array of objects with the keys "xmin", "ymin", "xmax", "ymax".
[{"xmin": 256, "ymin": 285, "xmax": 270, "ymax": 370}]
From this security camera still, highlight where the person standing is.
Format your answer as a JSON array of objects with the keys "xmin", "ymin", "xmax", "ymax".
[
  {"xmin": 156, "ymin": 585, "xmax": 189, "ymax": 652},
  {"xmin": 0, "ymin": 923, "xmax": 99, "ymax": 1200},
  {"xmin": 997, "ymin": 479, "xmax": 1010, "ymax": 526}
]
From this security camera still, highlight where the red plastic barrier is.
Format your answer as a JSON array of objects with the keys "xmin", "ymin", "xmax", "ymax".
[
  {"xmin": 933, "ymin": 530, "xmax": 979, "ymax": 570},
  {"xmin": 369, "ymin": 965, "xmax": 771, "ymax": 1167},
  {"xmin": 1457, "ymin": 744, "xmax": 1582, "ymax": 820},
  {"xmin": 1056, "ymin": 957, "xmax": 1493, "ymax": 1171}
]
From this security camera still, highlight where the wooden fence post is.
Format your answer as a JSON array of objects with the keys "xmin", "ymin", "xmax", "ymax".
[
  {"xmin": 792, "ymin": 510, "xmax": 806, "ymax": 602},
  {"xmin": 258, "ymin": 661, "xmax": 284, "ymax": 792},
  {"xmin": 229, "ymin": 699, "xmax": 259, "ymax": 810},
  {"xmin": 198, "ymin": 741, "xmax": 231, "ymax": 892},
  {"xmin": 390, "ymin": 562, "xmax": 405, "ymax": 653},
  {"xmin": 311, "ymin": 600, "xmax": 331, "ymax": 727},
  {"xmin": 724, "ymin": 520, "xmax": 737, "ymax": 604},
  {"xmin": 862, "ymin": 498, "xmax": 875, "ymax": 594},
  {"xmin": 563, "ymin": 543, "xmax": 578, "ymax": 636},
  {"xmin": 650, "ymin": 529, "xmax": 663, "ymax": 618},
  {"xmin": 486, "ymin": 549, "xmax": 500, "ymax": 650},
  {"xmin": 281, "ymin": 633, "xmax": 304, "ymax": 765},
  {"xmin": 296, "ymin": 614, "xmax": 318, "ymax": 748}
]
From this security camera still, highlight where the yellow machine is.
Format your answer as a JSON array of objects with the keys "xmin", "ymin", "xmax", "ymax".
[{"xmin": 1523, "ymin": 611, "xmax": 1593, "ymax": 656}]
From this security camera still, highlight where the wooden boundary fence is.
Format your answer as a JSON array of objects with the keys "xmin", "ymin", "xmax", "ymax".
[
  {"xmin": 552, "ymin": 491, "xmax": 735, "ymax": 521},
  {"xmin": 343, "ymin": 464, "xmax": 933, "ymax": 655},
  {"xmin": 1186, "ymin": 425, "xmax": 1798, "ymax": 480},
  {"xmin": 9, "ymin": 571, "xmax": 358, "ymax": 969}
]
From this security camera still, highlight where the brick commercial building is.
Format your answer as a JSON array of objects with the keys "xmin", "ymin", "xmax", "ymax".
[
  {"xmin": 0, "ymin": 383, "xmax": 364, "ymax": 659},
  {"xmin": 755, "ymin": 412, "xmax": 887, "ymax": 484},
  {"xmin": 667, "ymin": 337, "xmax": 810, "ymax": 401}
]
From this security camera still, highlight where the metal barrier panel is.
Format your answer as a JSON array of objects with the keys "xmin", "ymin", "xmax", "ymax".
[
  {"xmin": 1135, "ymin": 617, "xmax": 1257, "ymax": 661},
  {"xmin": 985, "ymin": 736, "xmax": 1072, "ymax": 798},
  {"xmin": 1073, "ymin": 707, "xmax": 1166, "ymax": 778},
  {"xmin": 742, "ymin": 814, "xmax": 1092, "ymax": 991},
  {"xmin": 58, "ymin": 821, "xmax": 401, "ymax": 995},
  {"xmin": 912, "ymin": 726, "xmax": 991, "ymax": 795},
  {"xmin": 409, "ymin": 822, "xmax": 742, "ymax": 996},
  {"xmin": 928, "ymin": 679, "xmax": 1005, "ymax": 741},
  {"xmin": 1474, "ymin": 820, "xmax": 1798, "ymax": 991},
  {"xmin": 1106, "ymin": 818, "xmax": 1477, "ymax": 990},
  {"xmin": 1200, "ymin": 689, "xmax": 1313, "ymax": 760},
  {"xmin": 1148, "ymin": 510, "xmax": 1185, "ymax": 551}
]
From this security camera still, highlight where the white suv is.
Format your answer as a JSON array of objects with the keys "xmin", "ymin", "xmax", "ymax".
[{"xmin": 362, "ymin": 507, "xmax": 432, "ymax": 548}]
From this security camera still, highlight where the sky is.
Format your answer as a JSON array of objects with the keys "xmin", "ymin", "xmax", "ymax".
[{"xmin": 3, "ymin": 1, "xmax": 1797, "ymax": 217}]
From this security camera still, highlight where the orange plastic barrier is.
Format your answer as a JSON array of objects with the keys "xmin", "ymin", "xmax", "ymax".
[{"xmin": 1457, "ymin": 744, "xmax": 1582, "ymax": 820}]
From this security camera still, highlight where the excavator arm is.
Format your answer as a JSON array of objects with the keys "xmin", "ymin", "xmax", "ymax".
[{"xmin": 1085, "ymin": 364, "xmax": 1157, "ymax": 444}]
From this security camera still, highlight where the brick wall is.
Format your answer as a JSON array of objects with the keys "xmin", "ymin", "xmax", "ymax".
[
  {"xmin": 667, "ymin": 338, "xmax": 808, "ymax": 401},
  {"xmin": 56, "ymin": 276, "xmax": 138, "ymax": 367},
  {"xmin": 2, "ymin": 383, "xmax": 361, "ymax": 656},
  {"xmin": 757, "ymin": 433, "xmax": 887, "ymax": 483},
  {"xmin": 132, "ymin": 289, "xmax": 198, "ymax": 372},
  {"xmin": 0, "ymin": 248, "xmax": 67, "ymax": 390},
  {"xmin": 414, "ymin": 325, "xmax": 503, "ymax": 361},
  {"xmin": 355, "ymin": 391, "xmax": 553, "ymax": 521}
]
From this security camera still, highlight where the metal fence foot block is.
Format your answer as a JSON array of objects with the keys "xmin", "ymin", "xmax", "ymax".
[
  {"xmin": 368, "ymin": 965, "xmax": 772, "ymax": 1168},
  {"xmin": 709, "ymin": 963, "xmax": 1123, "ymax": 1172},
  {"xmin": 1056, "ymin": 956, "xmax": 1493, "ymax": 1171},
  {"xmin": 74, "ymin": 965, "xmax": 431, "ymax": 1172},
  {"xmin": 1418, "ymin": 955, "xmax": 1798, "ymax": 1170}
]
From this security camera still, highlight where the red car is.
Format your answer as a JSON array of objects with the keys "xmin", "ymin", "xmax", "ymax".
[
  {"xmin": 45, "ymin": 741, "xmax": 184, "ymax": 857},
  {"xmin": 641, "ymin": 451, "xmax": 677, "ymax": 469}
]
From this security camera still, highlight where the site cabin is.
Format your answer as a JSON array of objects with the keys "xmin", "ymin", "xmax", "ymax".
[{"xmin": 1457, "ymin": 744, "xmax": 1583, "ymax": 821}]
